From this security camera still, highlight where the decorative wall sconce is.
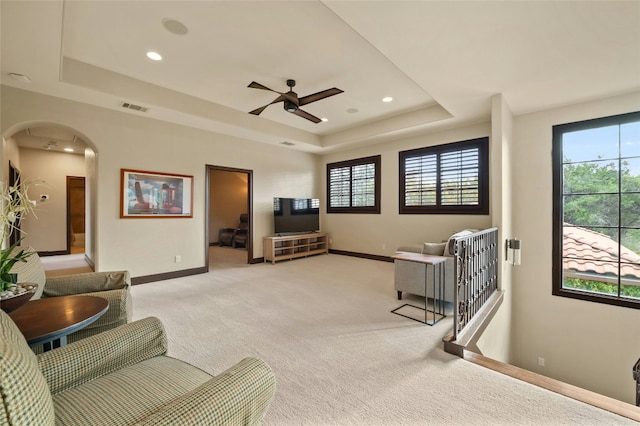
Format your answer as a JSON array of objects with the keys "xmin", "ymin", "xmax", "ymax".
[{"xmin": 505, "ymin": 238, "xmax": 522, "ymax": 265}]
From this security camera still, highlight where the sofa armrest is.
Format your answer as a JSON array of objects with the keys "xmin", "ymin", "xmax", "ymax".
[
  {"xmin": 135, "ymin": 357, "xmax": 276, "ymax": 426},
  {"xmin": 43, "ymin": 271, "xmax": 130, "ymax": 297},
  {"xmin": 38, "ymin": 317, "xmax": 167, "ymax": 394},
  {"xmin": 80, "ymin": 288, "xmax": 133, "ymax": 326}
]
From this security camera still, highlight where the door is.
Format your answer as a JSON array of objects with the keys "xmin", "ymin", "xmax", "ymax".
[{"xmin": 67, "ymin": 176, "xmax": 85, "ymax": 254}]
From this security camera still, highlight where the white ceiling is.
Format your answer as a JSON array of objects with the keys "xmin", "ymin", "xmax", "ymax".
[{"xmin": 1, "ymin": 1, "xmax": 639, "ymax": 154}]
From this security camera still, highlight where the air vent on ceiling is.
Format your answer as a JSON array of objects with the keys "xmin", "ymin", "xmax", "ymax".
[
  {"xmin": 121, "ymin": 102, "xmax": 148, "ymax": 113},
  {"xmin": 281, "ymin": 141, "xmax": 295, "ymax": 146}
]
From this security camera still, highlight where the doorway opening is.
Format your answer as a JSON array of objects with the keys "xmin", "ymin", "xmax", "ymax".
[
  {"xmin": 206, "ymin": 165, "xmax": 253, "ymax": 269},
  {"xmin": 67, "ymin": 176, "xmax": 85, "ymax": 254}
]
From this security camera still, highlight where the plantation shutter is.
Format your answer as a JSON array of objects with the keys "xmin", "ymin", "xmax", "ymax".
[
  {"xmin": 399, "ymin": 137, "xmax": 488, "ymax": 214},
  {"xmin": 327, "ymin": 155, "xmax": 381, "ymax": 213}
]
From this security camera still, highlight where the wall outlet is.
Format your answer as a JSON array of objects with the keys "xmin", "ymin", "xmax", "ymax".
[
  {"xmin": 329, "ymin": 238, "xmax": 333, "ymax": 244},
  {"xmin": 382, "ymin": 243, "xmax": 386, "ymax": 250},
  {"xmin": 537, "ymin": 357, "xmax": 545, "ymax": 367},
  {"xmin": 175, "ymin": 255, "xmax": 181, "ymax": 263}
]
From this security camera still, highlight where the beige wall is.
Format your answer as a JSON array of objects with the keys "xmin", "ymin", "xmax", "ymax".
[
  {"xmin": 1, "ymin": 86, "xmax": 317, "ymax": 275},
  {"xmin": 510, "ymin": 91, "xmax": 640, "ymax": 404},
  {"xmin": 18, "ymin": 148, "xmax": 85, "ymax": 251},
  {"xmin": 320, "ymin": 122, "xmax": 493, "ymax": 256},
  {"xmin": 473, "ymin": 94, "xmax": 515, "ymax": 361}
]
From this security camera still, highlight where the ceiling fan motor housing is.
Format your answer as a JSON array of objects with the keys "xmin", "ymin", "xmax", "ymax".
[
  {"xmin": 284, "ymin": 98, "xmax": 298, "ymax": 112},
  {"xmin": 248, "ymin": 78, "xmax": 343, "ymax": 123}
]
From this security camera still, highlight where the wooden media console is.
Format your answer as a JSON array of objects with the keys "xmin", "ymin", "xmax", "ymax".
[{"xmin": 263, "ymin": 233, "xmax": 329, "ymax": 264}]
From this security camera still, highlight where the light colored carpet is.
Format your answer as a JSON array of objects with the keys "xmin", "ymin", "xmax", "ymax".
[
  {"xmin": 41, "ymin": 253, "xmax": 92, "ymax": 277},
  {"xmin": 128, "ymin": 248, "xmax": 634, "ymax": 425}
]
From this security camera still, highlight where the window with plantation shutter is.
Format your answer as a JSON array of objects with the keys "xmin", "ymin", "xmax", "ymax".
[
  {"xmin": 327, "ymin": 155, "xmax": 381, "ymax": 213},
  {"xmin": 399, "ymin": 137, "xmax": 489, "ymax": 214}
]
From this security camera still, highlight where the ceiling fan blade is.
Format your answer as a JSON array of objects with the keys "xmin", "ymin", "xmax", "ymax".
[
  {"xmin": 248, "ymin": 81, "xmax": 298, "ymax": 103},
  {"xmin": 298, "ymin": 88, "xmax": 344, "ymax": 106},
  {"xmin": 248, "ymin": 81, "xmax": 278, "ymax": 92},
  {"xmin": 249, "ymin": 95, "xmax": 288, "ymax": 116},
  {"xmin": 292, "ymin": 108, "xmax": 322, "ymax": 123},
  {"xmin": 249, "ymin": 105, "xmax": 269, "ymax": 116}
]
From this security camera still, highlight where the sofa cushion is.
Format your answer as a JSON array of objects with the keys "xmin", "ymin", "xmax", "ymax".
[
  {"xmin": 9, "ymin": 246, "xmax": 45, "ymax": 300},
  {"xmin": 0, "ymin": 310, "xmax": 55, "ymax": 425},
  {"xmin": 422, "ymin": 242, "xmax": 446, "ymax": 256},
  {"xmin": 52, "ymin": 356, "xmax": 212, "ymax": 425}
]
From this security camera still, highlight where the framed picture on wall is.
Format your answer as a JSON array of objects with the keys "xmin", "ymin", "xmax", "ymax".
[{"xmin": 120, "ymin": 169, "xmax": 193, "ymax": 218}]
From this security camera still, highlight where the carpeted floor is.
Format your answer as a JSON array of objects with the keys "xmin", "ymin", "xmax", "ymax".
[
  {"xmin": 41, "ymin": 253, "xmax": 93, "ymax": 277},
  {"xmin": 126, "ymin": 248, "xmax": 636, "ymax": 425}
]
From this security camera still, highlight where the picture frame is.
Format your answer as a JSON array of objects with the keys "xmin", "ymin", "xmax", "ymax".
[{"xmin": 120, "ymin": 169, "xmax": 193, "ymax": 218}]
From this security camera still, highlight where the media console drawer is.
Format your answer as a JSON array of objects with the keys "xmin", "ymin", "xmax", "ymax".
[{"xmin": 263, "ymin": 233, "xmax": 329, "ymax": 264}]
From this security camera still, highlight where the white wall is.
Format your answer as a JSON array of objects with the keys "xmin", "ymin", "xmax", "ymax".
[
  {"xmin": 320, "ymin": 122, "xmax": 493, "ymax": 256},
  {"xmin": 1, "ymin": 86, "xmax": 317, "ymax": 276},
  {"xmin": 18, "ymin": 148, "xmax": 85, "ymax": 251},
  {"xmin": 510, "ymin": 91, "xmax": 640, "ymax": 404}
]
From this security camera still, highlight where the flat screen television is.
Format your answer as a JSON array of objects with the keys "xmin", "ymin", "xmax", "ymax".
[{"xmin": 273, "ymin": 197, "xmax": 320, "ymax": 235}]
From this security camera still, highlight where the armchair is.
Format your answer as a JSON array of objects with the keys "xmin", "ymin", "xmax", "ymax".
[
  {"xmin": 0, "ymin": 310, "xmax": 276, "ymax": 425},
  {"xmin": 219, "ymin": 213, "xmax": 249, "ymax": 248},
  {"xmin": 9, "ymin": 247, "xmax": 131, "ymax": 345},
  {"xmin": 394, "ymin": 230, "xmax": 476, "ymax": 303}
]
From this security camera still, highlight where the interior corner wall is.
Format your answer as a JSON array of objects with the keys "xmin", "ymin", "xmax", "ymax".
[
  {"xmin": 85, "ymin": 147, "xmax": 97, "ymax": 263},
  {"xmin": 472, "ymin": 94, "xmax": 515, "ymax": 362},
  {"xmin": 1, "ymin": 85, "xmax": 317, "ymax": 276},
  {"xmin": 510, "ymin": 91, "xmax": 640, "ymax": 404},
  {"xmin": 320, "ymin": 123, "xmax": 493, "ymax": 257}
]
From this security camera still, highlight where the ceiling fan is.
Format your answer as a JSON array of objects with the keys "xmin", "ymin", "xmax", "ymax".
[{"xmin": 248, "ymin": 79, "xmax": 343, "ymax": 123}]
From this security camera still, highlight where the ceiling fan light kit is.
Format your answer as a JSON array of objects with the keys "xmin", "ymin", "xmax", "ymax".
[{"xmin": 248, "ymin": 79, "xmax": 343, "ymax": 123}]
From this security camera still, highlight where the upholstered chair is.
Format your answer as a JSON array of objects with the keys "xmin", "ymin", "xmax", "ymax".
[
  {"xmin": 9, "ymin": 247, "xmax": 131, "ymax": 345},
  {"xmin": 0, "ymin": 310, "xmax": 276, "ymax": 425}
]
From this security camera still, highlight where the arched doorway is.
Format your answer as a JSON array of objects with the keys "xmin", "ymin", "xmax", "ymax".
[{"xmin": 1, "ymin": 123, "xmax": 98, "ymax": 264}]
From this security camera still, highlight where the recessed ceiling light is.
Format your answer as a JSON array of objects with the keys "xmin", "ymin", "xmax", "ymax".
[
  {"xmin": 64, "ymin": 148, "xmax": 74, "ymax": 153},
  {"xmin": 382, "ymin": 97, "xmax": 393, "ymax": 103},
  {"xmin": 162, "ymin": 18, "xmax": 188, "ymax": 35},
  {"xmin": 321, "ymin": 118, "xmax": 328, "ymax": 122},
  {"xmin": 346, "ymin": 108, "xmax": 359, "ymax": 114},
  {"xmin": 9, "ymin": 73, "xmax": 31, "ymax": 83},
  {"xmin": 146, "ymin": 51, "xmax": 163, "ymax": 61}
]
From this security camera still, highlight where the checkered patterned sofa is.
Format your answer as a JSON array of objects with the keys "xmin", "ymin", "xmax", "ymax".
[
  {"xmin": 0, "ymin": 310, "xmax": 276, "ymax": 425},
  {"xmin": 9, "ymin": 247, "xmax": 132, "ymax": 346}
]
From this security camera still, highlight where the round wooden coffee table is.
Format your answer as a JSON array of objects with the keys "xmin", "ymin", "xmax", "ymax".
[{"xmin": 9, "ymin": 295, "xmax": 108, "ymax": 351}]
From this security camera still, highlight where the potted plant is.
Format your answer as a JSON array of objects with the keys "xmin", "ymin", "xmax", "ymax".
[{"xmin": 0, "ymin": 178, "xmax": 44, "ymax": 308}]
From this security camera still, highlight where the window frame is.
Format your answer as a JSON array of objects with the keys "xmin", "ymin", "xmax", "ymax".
[
  {"xmin": 326, "ymin": 155, "xmax": 381, "ymax": 214},
  {"xmin": 552, "ymin": 111, "xmax": 640, "ymax": 310},
  {"xmin": 398, "ymin": 137, "xmax": 489, "ymax": 215}
]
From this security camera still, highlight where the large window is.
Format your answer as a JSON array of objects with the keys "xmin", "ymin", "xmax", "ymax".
[
  {"xmin": 399, "ymin": 137, "xmax": 489, "ymax": 214},
  {"xmin": 327, "ymin": 155, "xmax": 381, "ymax": 213},
  {"xmin": 552, "ymin": 111, "xmax": 640, "ymax": 309}
]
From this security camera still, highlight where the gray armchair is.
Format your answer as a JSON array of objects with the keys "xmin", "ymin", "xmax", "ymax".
[
  {"xmin": 394, "ymin": 230, "xmax": 476, "ymax": 303},
  {"xmin": 9, "ymin": 247, "xmax": 131, "ymax": 344},
  {"xmin": 0, "ymin": 310, "xmax": 276, "ymax": 425}
]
